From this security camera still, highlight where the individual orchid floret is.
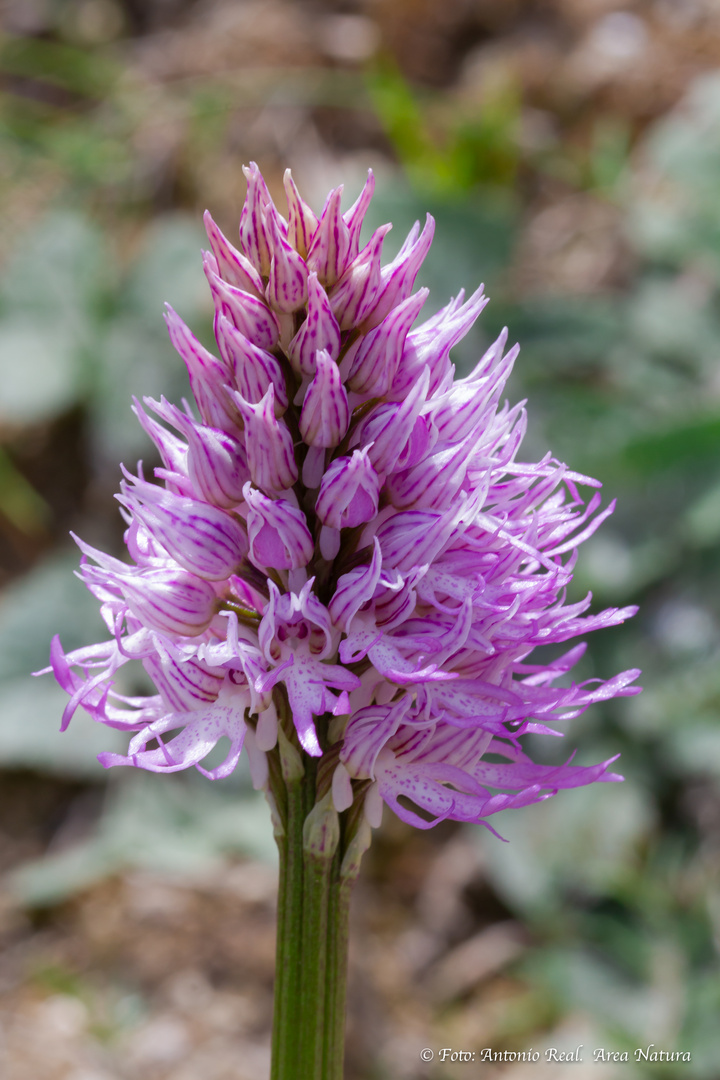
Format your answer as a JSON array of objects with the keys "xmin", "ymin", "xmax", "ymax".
[
  {"xmin": 364, "ymin": 214, "xmax": 435, "ymax": 328},
  {"xmin": 257, "ymin": 581, "xmax": 360, "ymax": 756},
  {"xmin": 205, "ymin": 264, "xmax": 280, "ymax": 352},
  {"xmin": 239, "ymin": 161, "xmax": 275, "ymax": 275},
  {"xmin": 118, "ymin": 471, "xmax": 248, "ymax": 581},
  {"xmin": 154, "ymin": 401, "xmax": 249, "ymax": 509},
  {"xmin": 215, "ymin": 314, "xmax": 288, "ymax": 411},
  {"xmin": 352, "ymin": 367, "xmax": 430, "ymax": 474},
  {"xmin": 164, "ymin": 306, "xmax": 239, "ymax": 434},
  {"xmin": 306, "ymin": 186, "xmax": 350, "ymax": 287},
  {"xmin": 346, "ymin": 288, "xmax": 429, "ymax": 396},
  {"xmin": 100, "ymin": 562, "xmax": 216, "ymax": 637},
  {"xmin": 315, "ymin": 448, "xmax": 380, "ymax": 530},
  {"xmin": 266, "ymin": 210, "xmax": 309, "ymax": 313},
  {"xmin": 298, "ymin": 349, "xmax": 350, "ymax": 447},
  {"xmin": 329, "ymin": 224, "xmax": 391, "ymax": 330},
  {"xmin": 233, "ymin": 385, "xmax": 298, "ymax": 493},
  {"xmin": 287, "ymin": 272, "xmax": 341, "ymax": 375},
  {"xmin": 343, "ymin": 169, "xmax": 375, "ymax": 261},
  {"xmin": 203, "ymin": 211, "xmax": 265, "ymax": 298},
  {"xmin": 283, "ymin": 169, "xmax": 319, "ymax": 258},
  {"xmin": 244, "ymin": 483, "xmax": 314, "ymax": 570}
]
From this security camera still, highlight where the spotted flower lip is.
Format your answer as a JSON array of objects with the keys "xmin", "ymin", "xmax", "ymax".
[{"xmin": 42, "ymin": 161, "xmax": 640, "ymax": 833}]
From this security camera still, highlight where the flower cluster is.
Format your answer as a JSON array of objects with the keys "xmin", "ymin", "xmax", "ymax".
[{"xmin": 44, "ymin": 164, "xmax": 640, "ymax": 832}]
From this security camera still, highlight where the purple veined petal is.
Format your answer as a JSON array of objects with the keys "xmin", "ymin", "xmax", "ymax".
[
  {"xmin": 389, "ymin": 284, "xmax": 488, "ymax": 399},
  {"xmin": 99, "ymin": 686, "xmax": 249, "ymax": 779},
  {"xmin": 287, "ymin": 271, "xmax": 342, "ymax": 375},
  {"xmin": 124, "ymin": 516, "xmax": 169, "ymax": 565},
  {"xmin": 132, "ymin": 397, "xmax": 188, "ymax": 478},
  {"xmin": 203, "ymin": 211, "xmax": 265, "ymax": 298},
  {"xmin": 143, "ymin": 651, "xmax": 225, "ymax": 712},
  {"xmin": 329, "ymin": 223, "xmax": 391, "ymax": 330},
  {"xmin": 164, "ymin": 306, "xmax": 241, "ymax": 434},
  {"xmin": 118, "ymin": 470, "xmax": 248, "ymax": 581},
  {"xmin": 343, "ymin": 169, "xmax": 375, "ymax": 260},
  {"xmin": 215, "ymin": 314, "xmax": 288, "ymax": 412},
  {"xmin": 353, "ymin": 367, "xmax": 431, "ymax": 474},
  {"xmin": 232, "ymin": 384, "xmax": 298, "ymax": 493},
  {"xmin": 384, "ymin": 431, "xmax": 481, "ymax": 511},
  {"xmin": 239, "ymin": 161, "xmax": 274, "ymax": 275},
  {"xmin": 306, "ymin": 186, "xmax": 351, "ymax": 287},
  {"xmin": 329, "ymin": 537, "xmax": 382, "ymax": 632},
  {"xmin": 341, "ymin": 697, "xmax": 413, "ymax": 779},
  {"xmin": 430, "ymin": 338, "xmax": 519, "ymax": 445},
  {"xmin": 204, "ymin": 263, "xmax": 280, "ymax": 352},
  {"xmin": 284, "ymin": 169, "xmax": 319, "ymax": 258},
  {"xmin": 371, "ymin": 490, "xmax": 480, "ymax": 574},
  {"xmin": 142, "ymin": 395, "xmax": 249, "ymax": 509},
  {"xmin": 299, "ymin": 349, "xmax": 350, "ymax": 447},
  {"xmin": 315, "ymin": 448, "xmax": 380, "ymax": 530},
  {"xmin": 243, "ymin": 482, "xmax": 314, "ymax": 570},
  {"xmin": 120, "ymin": 567, "xmax": 217, "ymax": 637},
  {"xmin": 266, "ymin": 209, "xmax": 309, "ymax": 313},
  {"xmin": 362, "ymin": 214, "xmax": 435, "ymax": 329},
  {"xmin": 174, "ymin": 414, "xmax": 249, "ymax": 509},
  {"xmin": 347, "ymin": 288, "xmax": 428, "ymax": 396}
]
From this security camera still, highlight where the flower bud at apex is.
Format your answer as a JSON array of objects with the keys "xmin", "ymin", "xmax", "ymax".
[
  {"xmin": 48, "ymin": 161, "xmax": 638, "ymax": 845},
  {"xmin": 330, "ymin": 223, "xmax": 391, "ymax": 330},
  {"xmin": 239, "ymin": 161, "xmax": 274, "ymax": 275},
  {"xmin": 284, "ymin": 169, "xmax": 318, "ymax": 258},
  {"xmin": 343, "ymin": 169, "xmax": 375, "ymax": 260},
  {"xmin": 303, "ymin": 790, "xmax": 340, "ymax": 860},
  {"xmin": 203, "ymin": 211, "xmax": 265, "ymax": 298},
  {"xmin": 306, "ymin": 186, "xmax": 350, "ymax": 287},
  {"xmin": 299, "ymin": 349, "xmax": 350, "ymax": 447},
  {"xmin": 287, "ymin": 272, "xmax": 341, "ymax": 375},
  {"xmin": 267, "ymin": 209, "xmax": 309, "ymax": 313},
  {"xmin": 244, "ymin": 482, "xmax": 313, "ymax": 570},
  {"xmin": 316, "ymin": 449, "xmax": 380, "ymax": 529}
]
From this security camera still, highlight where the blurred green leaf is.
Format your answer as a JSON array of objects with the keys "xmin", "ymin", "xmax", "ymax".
[
  {"xmin": 481, "ymin": 780, "xmax": 655, "ymax": 918},
  {"xmin": 0, "ymin": 35, "xmax": 119, "ymax": 98},
  {"xmin": 0, "ymin": 448, "xmax": 49, "ymax": 534},
  {"xmin": 9, "ymin": 770, "xmax": 276, "ymax": 906},
  {"xmin": 0, "ymin": 552, "xmax": 105, "ymax": 680},
  {"xmin": 0, "ymin": 319, "xmax": 79, "ymax": 423}
]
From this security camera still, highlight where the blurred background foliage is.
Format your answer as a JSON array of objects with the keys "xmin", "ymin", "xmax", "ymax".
[{"xmin": 0, "ymin": 1, "xmax": 719, "ymax": 1078}]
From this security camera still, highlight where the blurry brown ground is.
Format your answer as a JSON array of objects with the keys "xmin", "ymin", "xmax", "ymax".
[{"xmin": 1, "ymin": 1, "xmax": 719, "ymax": 1077}]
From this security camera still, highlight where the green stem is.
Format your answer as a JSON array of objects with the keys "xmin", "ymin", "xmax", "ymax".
[
  {"xmin": 271, "ymin": 777, "xmax": 304, "ymax": 1080},
  {"xmin": 269, "ymin": 746, "xmax": 365, "ymax": 1080},
  {"xmin": 299, "ymin": 850, "xmax": 333, "ymax": 1076},
  {"xmin": 323, "ymin": 863, "xmax": 353, "ymax": 1077}
]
